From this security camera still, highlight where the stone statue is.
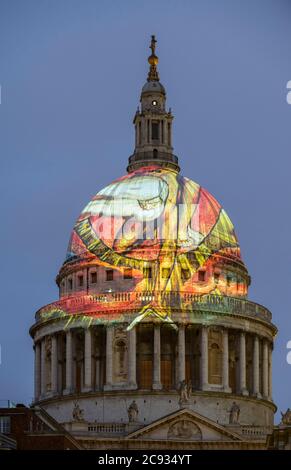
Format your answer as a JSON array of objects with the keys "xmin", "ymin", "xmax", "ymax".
[
  {"xmin": 150, "ymin": 35, "xmax": 157, "ymax": 55},
  {"xmin": 127, "ymin": 400, "xmax": 138, "ymax": 422},
  {"xmin": 179, "ymin": 380, "xmax": 193, "ymax": 404},
  {"xmin": 179, "ymin": 380, "xmax": 189, "ymax": 403},
  {"xmin": 229, "ymin": 401, "xmax": 240, "ymax": 424},
  {"xmin": 281, "ymin": 408, "xmax": 291, "ymax": 425},
  {"xmin": 72, "ymin": 401, "xmax": 84, "ymax": 422},
  {"xmin": 187, "ymin": 380, "xmax": 192, "ymax": 397}
]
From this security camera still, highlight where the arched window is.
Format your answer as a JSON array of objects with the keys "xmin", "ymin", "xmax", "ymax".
[
  {"xmin": 114, "ymin": 340, "xmax": 127, "ymax": 382},
  {"xmin": 153, "ymin": 148, "xmax": 158, "ymax": 159}
]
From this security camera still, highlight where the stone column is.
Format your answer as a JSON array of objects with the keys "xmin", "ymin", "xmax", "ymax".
[
  {"xmin": 40, "ymin": 338, "xmax": 46, "ymax": 397},
  {"xmin": 262, "ymin": 339, "xmax": 269, "ymax": 399},
  {"xmin": 253, "ymin": 335, "xmax": 261, "ymax": 398},
  {"xmin": 178, "ymin": 325, "xmax": 186, "ymax": 385},
  {"xmin": 64, "ymin": 329, "xmax": 73, "ymax": 395},
  {"xmin": 200, "ymin": 326, "xmax": 209, "ymax": 390},
  {"xmin": 153, "ymin": 324, "xmax": 162, "ymax": 390},
  {"xmin": 128, "ymin": 327, "xmax": 137, "ymax": 389},
  {"xmin": 239, "ymin": 331, "xmax": 248, "ymax": 396},
  {"xmin": 34, "ymin": 342, "xmax": 41, "ymax": 401},
  {"xmin": 222, "ymin": 329, "xmax": 231, "ymax": 392},
  {"xmin": 268, "ymin": 343, "xmax": 273, "ymax": 401},
  {"xmin": 51, "ymin": 335, "xmax": 58, "ymax": 395},
  {"xmin": 104, "ymin": 326, "xmax": 113, "ymax": 390},
  {"xmin": 84, "ymin": 328, "xmax": 92, "ymax": 391}
]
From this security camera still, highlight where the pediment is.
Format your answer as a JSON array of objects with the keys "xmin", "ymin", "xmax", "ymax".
[{"xmin": 126, "ymin": 408, "xmax": 242, "ymax": 442}]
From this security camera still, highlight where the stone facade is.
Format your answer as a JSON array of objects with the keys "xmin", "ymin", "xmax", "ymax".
[{"xmin": 29, "ymin": 36, "xmax": 278, "ymax": 450}]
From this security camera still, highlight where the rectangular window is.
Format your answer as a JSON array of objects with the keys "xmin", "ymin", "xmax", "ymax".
[
  {"xmin": 198, "ymin": 270, "xmax": 205, "ymax": 282},
  {"xmin": 124, "ymin": 268, "xmax": 132, "ymax": 279},
  {"xmin": 68, "ymin": 278, "xmax": 73, "ymax": 290},
  {"xmin": 143, "ymin": 267, "xmax": 152, "ymax": 279},
  {"xmin": 0, "ymin": 416, "xmax": 11, "ymax": 434},
  {"xmin": 106, "ymin": 270, "xmax": 114, "ymax": 281},
  {"xmin": 181, "ymin": 268, "xmax": 190, "ymax": 280},
  {"xmin": 151, "ymin": 122, "xmax": 159, "ymax": 140},
  {"xmin": 78, "ymin": 275, "xmax": 84, "ymax": 287},
  {"xmin": 90, "ymin": 272, "xmax": 97, "ymax": 284},
  {"xmin": 226, "ymin": 275, "xmax": 231, "ymax": 286},
  {"xmin": 161, "ymin": 267, "xmax": 171, "ymax": 279}
]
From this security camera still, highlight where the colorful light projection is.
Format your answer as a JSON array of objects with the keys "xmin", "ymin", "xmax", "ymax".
[{"xmin": 40, "ymin": 166, "xmax": 246, "ymax": 327}]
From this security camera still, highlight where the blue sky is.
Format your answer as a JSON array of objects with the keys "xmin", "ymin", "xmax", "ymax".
[{"xmin": 0, "ymin": 0, "xmax": 291, "ymax": 421}]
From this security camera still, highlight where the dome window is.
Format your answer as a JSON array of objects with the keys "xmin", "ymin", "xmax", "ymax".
[
  {"xmin": 143, "ymin": 267, "xmax": 152, "ymax": 279},
  {"xmin": 198, "ymin": 270, "xmax": 205, "ymax": 282},
  {"xmin": 124, "ymin": 268, "xmax": 132, "ymax": 280},
  {"xmin": 90, "ymin": 272, "xmax": 97, "ymax": 284},
  {"xmin": 106, "ymin": 270, "xmax": 114, "ymax": 281},
  {"xmin": 78, "ymin": 275, "xmax": 84, "ymax": 287}
]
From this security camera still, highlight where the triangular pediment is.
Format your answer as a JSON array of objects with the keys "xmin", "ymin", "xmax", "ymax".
[{"xmin": 126, "ymin": 408, "xmax": 243, "ymax": 442}]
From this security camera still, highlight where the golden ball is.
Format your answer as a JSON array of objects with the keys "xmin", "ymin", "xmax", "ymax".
[{"xmin": 148, "ymin": 54, "xmax": 159, "ymax": 66}]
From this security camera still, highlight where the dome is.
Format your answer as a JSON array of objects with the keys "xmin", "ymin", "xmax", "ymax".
[
  {"xmin": 64, "ymin": 165, "xmax": 247, "ymax": 305},
  {"xmin": 142, "ymin": 80, "xmax": 166, "ymax": 95}
]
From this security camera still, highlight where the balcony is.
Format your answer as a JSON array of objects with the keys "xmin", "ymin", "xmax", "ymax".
[{"xmin": 35, "ymin": 292, "xmax": 272, "ymax": 324}]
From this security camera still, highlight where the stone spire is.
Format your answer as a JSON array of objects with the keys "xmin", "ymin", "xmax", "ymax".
[{"xmin": 127, "ymin": 35, "xmax": 180, "ymax": 173}]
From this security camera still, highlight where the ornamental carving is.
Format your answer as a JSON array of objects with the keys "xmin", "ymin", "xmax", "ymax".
[{"xmin": 167, "ymin": 419, "xmax": 202, "ymax": 440}]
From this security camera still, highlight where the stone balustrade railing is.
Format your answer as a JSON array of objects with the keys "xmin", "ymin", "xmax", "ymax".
[
  {"xmin": 88, "ymin": 423, "xmax": 126, "ymax": 434},
  {"xmin": 35, "ymin": 292, "xmax": 272, "ymax": 324}
]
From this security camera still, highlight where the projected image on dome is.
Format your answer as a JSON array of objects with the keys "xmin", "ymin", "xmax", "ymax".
[{"xmin": 39, "ymin": 166, "xmax": 247, "ymax": 327}]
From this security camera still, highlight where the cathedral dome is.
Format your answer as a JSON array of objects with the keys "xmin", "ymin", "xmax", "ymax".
[
  {"xmin": 63, "ymin": 165, "xmax": 248, "ymax": 301},
  {"xmin": 31, "ymin": 36, "xmax": 276, "ymax": 443}
]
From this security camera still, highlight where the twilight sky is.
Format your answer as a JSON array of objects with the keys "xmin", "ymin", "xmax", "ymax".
[{"xmin": 0, "ymin": 0, "xmax": 291, "ymax": 421}]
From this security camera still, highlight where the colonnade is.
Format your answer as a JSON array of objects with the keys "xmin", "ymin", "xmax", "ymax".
[{"xmin": 34, "ymin": 324, "xmax": 273, "ymax": 402}]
